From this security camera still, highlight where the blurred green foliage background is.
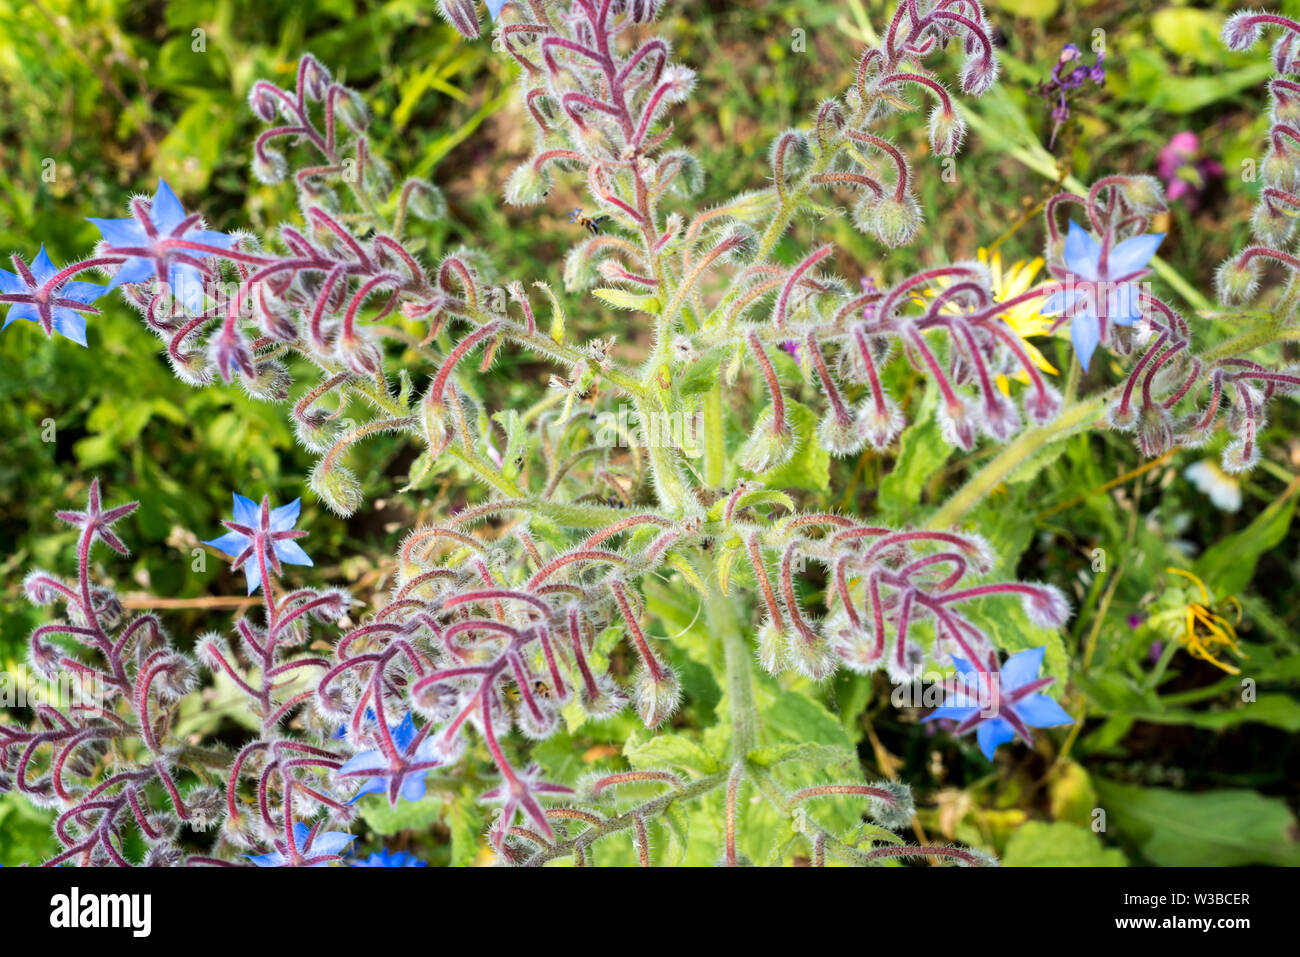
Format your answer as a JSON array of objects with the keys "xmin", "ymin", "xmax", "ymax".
[{"xmin": 1, "ymin": 0, "xmax": 1298, "ymax": 866}]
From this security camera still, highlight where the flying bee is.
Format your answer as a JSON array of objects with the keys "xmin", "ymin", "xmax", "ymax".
[{"xmin": 569, "ymin": 206, "xmax": 610, "ymax": 235}]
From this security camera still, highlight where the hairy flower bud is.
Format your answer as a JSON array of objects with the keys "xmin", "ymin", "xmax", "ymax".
[
  {"xmin": 1254, "ymin": 198, "xmax": 1297, "ymax": 247},
  {"xmin": 248, "ymin": 84, "xmax": 280, "ymax": 123},
  {"xmin": 861, "ymin": 396, "xmax": 905, "ymax": 449},
  {"xmin": 1222, "ymin": 11, "xmax": 1264, "ymax": 52},
  {"xmin": 959, "ymin": 55, "xmax": 998, "ymax": 96},
  {"xmin": 1136, "ymin": 402, "xmax": 1174, "ymax": 458},
  {"xmin": 334, "ymin": 88, "xmax": 370, "ymax": 134},
  {"xmin": 310, "ymin": 461, "xmax": 364, "ymax": 516},
  {"xmin": 252, "ymin": 148, "xmax": 288, "ymax": 185},
  {"xmin": 818, "ymin": 409, "xmax": 869, "ymax": 457},
  {"xmin": 928, "ymin": 107, "xmax": 966, "ymax": 157},
  {"xmin": 741, "ymin": 408, "xmax": 797, "ymax": 473},
  {"xmin": 1022, "ymin": 584, "xmax": 1071, "ymax": 628},
  {"xmin": 937, "ymin": 396, "xmax": 978, "ymax": 451},
  {"xmin": 505, "ymin": 160, "xmax": 551, "ymax": 207},
  {"xmin": 1222, "ymin": 437, "xmax": 1261, "ymax": 473},
  {"xmin": 634, "ymin": 663, "xmax": 681, "ymax": 728},
  {"xmin": 867, "ymin": 780, "xmax": 915, "ymax": 829},
  {"xmin": 786, "ymin": 634, "xmax": 838, "ymax": 681},
  {"xmin": 1215, "ymin": 256, "xmax": 1261, "ymax": 305},
  {"xmin": 438, "ymin": 0, "xmax": 480, "ymax": 38},
  {"xmin": 756, "ymin": 621, "xmax": 789, "ymax": 674},
  {"xmin": 856, "ymin": 191, "xmax": 923, "ymax": 247},
  {"xmin": 300, "ymin": 54, "xmax": 331, "ymax": 101},
  {"xmin": 1023, "ymin": 383, "xmax": 1062, "ymax": 426}
]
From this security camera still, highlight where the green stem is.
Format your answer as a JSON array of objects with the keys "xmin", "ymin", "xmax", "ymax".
[
  {"xmin": 706, "ymin": 564, "xmax": 756, "ymax": 759},
  {"xmin": 703, "ymin": 383, "xmax": 726, "ymax": 488},
  {"xmin": 928, "ymin": 322, "xmax": 1300, "ymax": 529}
]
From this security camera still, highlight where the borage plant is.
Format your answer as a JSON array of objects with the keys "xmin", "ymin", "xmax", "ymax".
[{"xmin": 3, "ymin": 0, "xmax": 1298, "ymax": 868}]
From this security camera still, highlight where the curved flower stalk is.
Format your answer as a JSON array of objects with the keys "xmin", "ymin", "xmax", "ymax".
[{"xmin": 0, "ymin": 482, "xmax": 358, "ymax": 867}]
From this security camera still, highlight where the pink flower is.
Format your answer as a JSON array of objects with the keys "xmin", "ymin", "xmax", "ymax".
[{"xmin": 1157, "ymin": 132, "xmax": 1223, "ymax": 208}]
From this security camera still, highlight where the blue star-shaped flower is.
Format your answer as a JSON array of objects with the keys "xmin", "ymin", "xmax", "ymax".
[
  {"xmin": 924, "ymin": 647, "xmax": 1074, "ymax": 760},
  {"xmin": 0, "ymin": 246, "xmax": 105, "ymax": 346},
  {"xmin": 336, "ymin": 712, "xmax": 444, "ymax": 805},
  {"xmin": 352, "ymin": 849, "xmax": 428, "ymax": 867},
  {"xmin": 88, "ymin": 179, "xmax": 233, "ymax": 314},
  {"xmin": 1042, "ymin": 220, "xmax": 1163, "ymax": 371},
  {"xmin": 202, "ymin": 493, "xmax": 312, "ymax": 594},
  {"xmin": 245, "ymin": 821, "xmax": 355, "ymax": 867}
]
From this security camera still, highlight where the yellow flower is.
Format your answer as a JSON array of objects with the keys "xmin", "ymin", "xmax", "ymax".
[
  {"xmin": 914, "ymin": 248, "xmax": 1058, "ymax": 395},
  {"xmin": 1164, "ymin": 567, "xmax": 1246, "ymax": 675}
]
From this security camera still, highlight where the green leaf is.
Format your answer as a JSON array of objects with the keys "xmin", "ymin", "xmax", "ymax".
[
  {"xmin": 753, "ymin": 401, "xmax": 829, "ymax": 493},
  {"xmin": 1151, "ymin": 8, "xmax": 1225, "ymax": 65},
  {"xmin": 1194, "ymin": 482, "xmax": 1299, "ymax": 595},
  {"xmin": 592, "ymin": 288, "xmax": 661, "ymax": 312},
  {"xmin": 624, "ymin": 733, "xmax": 720, "ymax": 774},
  {"xmin": 0, "ymin": 792, "xmax": 56, "ymax": 866},
  {"xmin": 1131, "ymin": 693, "xmax": 1300, "ymax": 733},
  {"xmin": 1095, "ymin": 780, "xmax": 1300, "ymax": 866},
  {"xmin": 1000, "ymin": 822, "xmax": 1126, "ymax": 866},
  {"xmin": 878, "ymin": 385, "xmax": 948, "ymax": 518},
  {"xmin": 357, "ymin": 794, "xmax": 446, "ymax": 836}
]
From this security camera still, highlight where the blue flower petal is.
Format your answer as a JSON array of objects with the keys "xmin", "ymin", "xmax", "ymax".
[
  {"xmin": 1013, "ymin": 693, "xmax": 1075, "ymax": 728},
  {"xmin": 273, "ymin": 539, "xmax": 313, "ymax": 567},
  {"xmin": 1070, "ymin": 309, "xmax": 1101, "ymax": 371},
  {"xmin": 244, "ymin": 851, "xmax": 287, "ymax": 867},
  {"xmin": 30, "ymin": 246, "xmax": 57, "ymax": 284},
  {"xmin": 925, "ymin": 704, "xmax": 980, "ymax": 722},
  {"xmin": 347, "ymin": 777, "xmax": 387, "ymax": 805},
  {"xmin": 59, "ymin": 281, "xmax": 106, "ymax": 306},
  {"xmin": 232, "ymin": 493, "xmax": 260, "ymax": 527},
  {"xmin": 50, "ymin": 311, "xmax": 88, "ymax": 347},
  {"xmin": 87, "ymin": 217, "xmax": 148, "ymax": 250},
  {"xmin": 203, "ymin": 531, "xmax": 250, "ymax": 558},
  {"xmin": 1064, "ymin": 221, "xmax": 1101, "ymax": 281},
  {"xmin": 309, "ymin": 831, "xmax": 357, "ymax": 857},
  {"xmin": 150, "ymin": 180, "xmax": 187, "ymax": 234},
  {"xmin": 105, "ymin": 257, "xmax": 155, "ymax": 290},
  {"xmin": 1040, "ymin": 287, "xmax": 1083, "ymax": 317},
  {"xmin": 976, "ymin": 717, "xmax": 1016, "ymax": 760},
  {"xmin": 1107, "ymin": 284, "xmax": 1142, "ymax": 326},
  {"xmin": 338, "ymin": 749, "xmax": 388, "ymax": 776},
  {"xmin": 188, "ymin": 229, "xmax": 234, "ymax": 252},
  {"xmin": 1107, "ymin": 232, "xmax": 1164, "ymax": 278},
  {"xmin": 486, "ymin": 0, "xmax": 509, "ymax": 18},
  {"xmin": 0, "ymin": 268, "xmax": 26, "ymax": 295},
  {"xmin": 1000, "ymin": 647, "xmax": 1047, "ymax": 692},
  {"xmin": 400, "ymin": 773, "xmax": 428, "ymax": 803},
  {"xmin": 4, "ymin": 303, "xmax": 40, "ymax": 325},
  {"xmin": 391, "ymin": 712, "xmax": 418, "ymax": 752},
  {"xmin": 242, "ymin": 558, "xmax": 263, "ymax": 595},
  {"xmin": 270, "ymin": 499, "xmax": 301, "ymax": 532}
]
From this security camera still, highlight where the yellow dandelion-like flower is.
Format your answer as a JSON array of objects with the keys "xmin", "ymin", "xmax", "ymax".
[
  {"xmin": 913, "ymin": 248, "xmax": 1058, "ymax": 395},
  {"xmin": 1164, "ymin": 567, "xmax": 1247, "ymax": 675}
]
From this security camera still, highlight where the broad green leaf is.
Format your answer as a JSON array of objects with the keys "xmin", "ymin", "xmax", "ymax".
[
  {"xmin": 624, "ymin": 733, "xmax": 720, "ymax": 774},
  {"xmin": 358, "ymin": 794, "xmax": 446, "ymax": 836},
  {"xmin": 1095, "ymin": 780, "xmax": 1300, "ymax": 866},
  {"xmin": 1151, "ymin": 8, "xmax": 1225, "ymax": 65},
  {"xmin": 1194, "ymin": 482, "xmax": 1299, "ymax": 595},
  {"xmin": 753, "ymin": 401, "xmax": 829, "ymax": 493},
  {"xmin": 878, "ymin": 385, "xmax": 947, "ymax": 518},
  {"xmin": 1001, "ymin": 822, "xmax": 1126, "ymax": 866}
]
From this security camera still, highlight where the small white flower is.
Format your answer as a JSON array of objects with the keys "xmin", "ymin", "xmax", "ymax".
[{"xmin": 1185, "ymin": 459, "xmax": 1242, "ymax": 513}]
